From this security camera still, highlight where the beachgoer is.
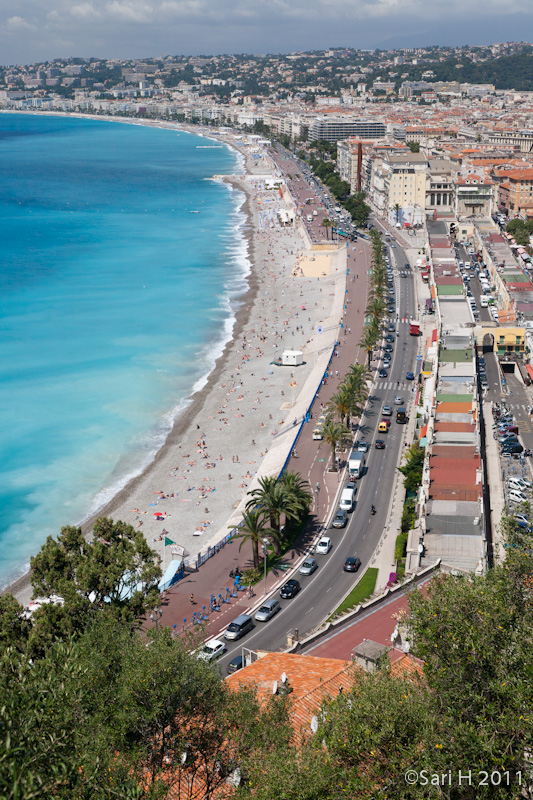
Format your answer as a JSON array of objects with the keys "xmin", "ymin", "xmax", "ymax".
[{"xmin": 190, "ymin": 594, "xmax": 195, "ymax": 605}]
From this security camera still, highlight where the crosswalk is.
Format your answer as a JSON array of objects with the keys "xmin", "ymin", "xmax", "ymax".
[{"xmin": 375, "ymin": 381, "xmax": 413, "ymax": 391}]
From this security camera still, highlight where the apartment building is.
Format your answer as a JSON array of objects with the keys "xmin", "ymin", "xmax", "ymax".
[
  {"xmin": 503, "ymin": 168, "xmax": 533, "ymax": 218},
  {"xmin": 454, "ymin": 169, "xmax": 494, "ymax": 218},
  {"xmin": 309, "ymin": 116, "xmax": 386, "ymax": 144},
  {"xmin": 426, "ymin": 159, "xmax": 455, "ymax": 212},
  {"xmin": 371, "ymin": 152, "xmax": 427, "ymax": 225}
]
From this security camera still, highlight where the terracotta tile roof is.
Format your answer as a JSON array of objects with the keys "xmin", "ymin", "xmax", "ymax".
[
  {"xmin": 227, "ymin": 652, "xmax": 356, "ymax": 733},
  {"xmin": 226, "ymin": 652, "xmax": 352, "ymax": 703}
]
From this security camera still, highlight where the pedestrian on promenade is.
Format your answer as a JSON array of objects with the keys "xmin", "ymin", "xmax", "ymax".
[{"xmin": 190, "ymin": 594, "xmax": 195, "ymax": 605}]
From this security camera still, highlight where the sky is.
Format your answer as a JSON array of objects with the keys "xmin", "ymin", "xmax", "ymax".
[{"xmin": 0, "ymin": 0, "xmax": 532, "ymax": 65}]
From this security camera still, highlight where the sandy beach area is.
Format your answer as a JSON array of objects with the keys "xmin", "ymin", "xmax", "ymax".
[{"xmin": 5, "ymin": 119, "xmax": 346, "ymax": 605}]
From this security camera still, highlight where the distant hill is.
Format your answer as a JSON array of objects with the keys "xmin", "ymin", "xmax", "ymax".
[{"xmin": 378, "ymin": 49, "xmax": 533, "ymax": 91}]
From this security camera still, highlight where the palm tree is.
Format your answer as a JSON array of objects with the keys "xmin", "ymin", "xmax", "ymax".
[
  {"xmin": 326, "ymin": 385, "xmax": 353, "ymax": 428},
  {"xmin": 279, "ymin": 471, "xmax": 313, "ymax": 537},
  {"xmin": 394, "ymin": 203, "xmax": 401, "ymax": 225},
  {"xmin": 320, "ymin": 417, "xmax": 351, "ymax": 472},
  {"xmin": 233, "ymin": 509, "xmax": 269, "ymax": 572},
  {"xmin": 246, "ymin": 476, "xmax": 298, "ymax": 556},
  {"xmin": 359, "ymin": 324, "xmax": 380, "ymax": 368},
  {"xmin": 365, "ymin": 295, "xmax": 387, "ymax": 327},
  {"xmin": 345, "ymin": 363, "xmax": 370, "ymax": 419},
  {"xmin": 322, "ymin": 217, "xmax": 332, "ymax": 240}
]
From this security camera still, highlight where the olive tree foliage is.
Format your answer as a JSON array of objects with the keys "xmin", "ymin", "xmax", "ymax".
[
  {"xmin": 0, "ymin": 614, "xmax": 296, "ymax": 800},
  {"xmin": 30, "ymin": 517, "xmax": 162, "ymax": 626}
]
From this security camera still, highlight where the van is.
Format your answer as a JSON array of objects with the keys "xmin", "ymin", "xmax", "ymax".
[
  {"xmin": 224, "ymin": 613, "xmax": 254, "ymax": 641},
  {"xmin": 340, "ymin": 487, "xmax": 356, "ymax": 512},
  {"xmin": 378, "ymin": 421, "xmax": 389, "ymax": 433},
  {"xmin": 255, "ymin": 598, "xmax": 281, "ymax": 622},
  {"xmin": 508, "ymin": 489, "xmax": 528, "ymax": 504},
  {"xmin": 306, "ymin": 215, "xmax": 313, "ymax": 222}
]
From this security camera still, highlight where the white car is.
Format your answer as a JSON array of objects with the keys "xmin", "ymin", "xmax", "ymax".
[
  {"xmin": 357, "ymin": 441, "xmax": 368, "ymax": 453},
  {"xmin": 197, "ymin": 638, "xmax": 227, "ymax": 662},
  {"xmin": 394, "ymin": 396, "xmax": 404, "ymax": 405},
  {"xmin": 315, "ymin": 536, "xmax": 332, "ymax": 554}
]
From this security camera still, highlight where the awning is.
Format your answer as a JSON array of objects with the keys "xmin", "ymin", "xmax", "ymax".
[
  {"xmin": 420, "ymin": 437, "xmax": 428, "ymax": 448},
  {"xmin": 420, "ymin": 424, "xmax": 428, "ymax": 439},
  {"xmin": 526, "ymin": 364, "xmax": 533, "ymax": 381},
  {"xmin": 432, "ymin": 329, "xmax": 438, "ymax": 343}
]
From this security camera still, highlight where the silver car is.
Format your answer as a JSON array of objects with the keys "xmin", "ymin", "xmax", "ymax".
[
  {"xmin": 299, "ymin": 557, "xmax": 318, "ymax": 576},
  {"xmin": 255, "ymin": 598, "xmax": 281, "ymax": 622}
]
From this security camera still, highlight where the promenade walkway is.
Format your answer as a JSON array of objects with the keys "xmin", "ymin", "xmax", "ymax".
[{"xmin": 147, "ymin": 152, "xmax": 375, "ymax": 640}]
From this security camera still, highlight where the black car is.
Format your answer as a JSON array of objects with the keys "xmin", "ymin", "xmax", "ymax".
[
  {"xmin": 375, "ymin": 439, "xmax": 385, "ymax": 449},
  {"xmin": 385, "ymin": 334, "xmax": 395, "ymax": 342},
  {"xmin": 502, "ymin": 443, "xmax": 523, "ymax": 455},
  {"xmin": 378, "ymin": 368, "xmax": 388, "ymax": 378},
  {"xmin": 226, "ymin": 656, "xmax": 244, "ymax": 674},
  {"xmin": 388, "ymin": 305, "xmax": 395, "ymax": 314},
  {"xmin": 280, "ymin": 579, "xmax": 301, "ymax": 599},
  {"xmin": 343, "ymin": 557, "xmax": 361, "ymax": 573}
]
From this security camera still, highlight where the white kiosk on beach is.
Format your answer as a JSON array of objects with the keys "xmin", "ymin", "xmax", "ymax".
[{"xmin": 281, "ymin": 350, "xmax": 304, "ymax": 367}]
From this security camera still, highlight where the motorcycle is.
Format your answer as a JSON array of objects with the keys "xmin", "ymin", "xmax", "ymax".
[
  {"xmin": 370, "ymin": 505, "xmax": 376, "ymax": 516},
  {"xmin": 229, "ymin": 567, "xmax": 241, "ymax": 579}
]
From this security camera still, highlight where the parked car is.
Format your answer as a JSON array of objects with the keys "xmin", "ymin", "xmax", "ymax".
[
  {"xmin": 197, "ymin": 638, "xmax": 227, "ymax": 662},
  {"xmin": 357, "ymin": 440, "xmax": 368, "ymax": 453},
  {"xmin": 299, "ymin": 556, "xmax": 318, "ymax": 576},
  {"xmin": 280, "ymin": 579, "xmax": 300, "ymax": 599},
  {"xmin": 508, "ymin": 477, "xmax": 532, "ymax": 491},
  {"xmin": 226, "ymin": 655, "xmax": 244, "ymax": 674},
  {"xmin": 255, "ymin": 597, "xmax": 281, "ymax": 622},
  {"xmin": 502, "ymin": 443, "xmax": 524, "ymax": 455},
  {"xmin": 379, "ymin": 368, "xmax": 388, "ymax": 378},
  {"xmin": 384, "ymin": 344, "xmax": 393, "ymax": 353},
  {"xmin": 508, "ymin": 489, "xmax": 528, "ymax": 504},
  {"xmin": 385, "ymin": 334, "xmax": 395, "ymax": 342},
  {"xmin": 343, "ymin": 556, "xmax": 361, "ymax": 573},
  {"xmin": 315, "ymin": 536, "xmax": 333, "ymax": 554},
  {"xmin": 331, "ymin": 508, "xmax": 348, "ymax": 528}
]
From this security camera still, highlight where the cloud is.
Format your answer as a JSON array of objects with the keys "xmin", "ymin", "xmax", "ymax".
[
  {"xmin": 105, "ymin": 0, "xmax": 154, "ymax": 23},
  {"xmin": 0, "ymin": 0, "xmax": 532, "ymax": 63},
  {"xmin": 70, "ymin": 3, "xmax": 102, "ymax": 20},
  {"xmin": 5, "ymin": 15, "xmax": 36, "ymax": 32}
]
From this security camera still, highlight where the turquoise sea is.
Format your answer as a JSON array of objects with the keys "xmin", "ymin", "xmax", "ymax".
[{"xmin": 0, "ymin": 113, "xmax": 246, "ymax": 590}]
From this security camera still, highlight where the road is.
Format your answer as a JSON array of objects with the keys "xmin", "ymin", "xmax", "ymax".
[{"xmin": 217, "ymin": 232, "xmax": 419, "ymax": 673}]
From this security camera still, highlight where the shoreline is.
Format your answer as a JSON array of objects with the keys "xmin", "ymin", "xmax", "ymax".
[{"xmin": 3, "ymin": 114, "xmax": 346, "ymax": 605}]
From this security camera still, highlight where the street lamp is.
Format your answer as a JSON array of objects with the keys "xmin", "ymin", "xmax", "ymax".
[
  {"xmin": 150, "ymin": 608, "xmax": 163, "ymax": 632},
  {"xmin": 261, "ymin": 537, "xmax": 269, "ymax": 595},
  {"xmin": 315, "ymin": 482, "xmax": 320, "ymax": 516}
]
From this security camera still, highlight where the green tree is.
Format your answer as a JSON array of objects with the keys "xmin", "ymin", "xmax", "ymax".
[
  {"xmin": 246, "ymin": 476, "xmax": 298, "ymax": 556},
  {"xmin": 0, "ymin": 594, "xmax": 30, "ymax": 655},
  {"xmin": 359, "ymin": 322, "xmax": 380, "ymax": 368},
  {"xmin": 320, "ymin": 417, "xmax": 351, "ymax": 472},
  {"xmin": 31, "ymin": 517, "xmax": 162, "ymax": 628},
  {"xmin": 398, "ymin": 442, "xmax": 425, "ymax": 492},
  {"xmin": 233, "ymin": 508, "xmax": 270, "ymax": 571}
]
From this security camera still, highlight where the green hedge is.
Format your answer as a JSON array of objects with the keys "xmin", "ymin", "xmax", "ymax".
[{"xmin": 332, "ymin": 568, "xmax": 378, "ymax": 617}]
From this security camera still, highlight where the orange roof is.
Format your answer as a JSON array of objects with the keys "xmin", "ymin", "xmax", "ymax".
[{"xmin": 226, "ymin": 653, "xmax": 354, "ymax": 720}]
